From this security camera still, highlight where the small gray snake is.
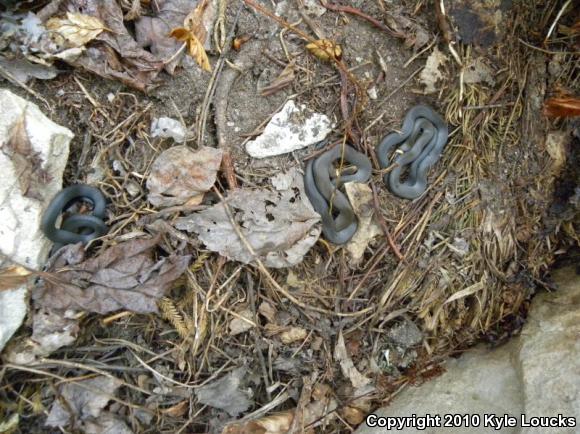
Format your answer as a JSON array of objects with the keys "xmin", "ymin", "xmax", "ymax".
[
  {"xmin": 41, "ymin": 185, "xmax": 107, "ymax": 251},
  {"xmin": 305, "ymin": 105, "xmax": 448, "ymax": 245},
  {"xmin": 376, "ymin": 105, "xmax": 448, "ymax": 199},
  {"xmin": 304, "ymin": 144, "xmax": 372, "ymax": 245}
]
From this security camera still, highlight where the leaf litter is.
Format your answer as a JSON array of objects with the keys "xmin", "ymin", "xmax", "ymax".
[
  {"xmin": 175, "ymin": 168, "xmax": 321, "ymax": 268},
  {"xmin": 33, "ymin": 237, "xmax": 190, "ymax": 314}
]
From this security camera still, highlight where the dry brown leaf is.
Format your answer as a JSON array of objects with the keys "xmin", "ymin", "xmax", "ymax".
[
  {"xmin": 0, "ymin": 265, "xmax": 32, "ymax": 292},
  {"xmin": 543, "ymin": 97, "xmax": 580, "ymax": 118},
  {"xmin": 306, "ymin": 39, "xmax": 342, "ymax": 62},
  {"xmin": 335, "ymin": 331, "xmax": 372, "ymax": 389},
  {"xmin": 169, "ymin": 0, "xmax": 213, "ymax": 72},
  {"xmin": 161, "ymin": 400, "xmax": 189, "ymax": 418},
  {"xmin": 33, "ymin": 237, "xmax": 191, "ymax": 314},
  {"xmin": 229, "ymin": 308, "xmax": 255, "ymax": 336},
  {"xmin": 279, "ymin": 327, "xmax": 308, "ymax": 344},
  {"xmin": 4, "ymin": 114, "xmax": 51, "ymax": 200},
  {"xmin": 259, "ymin": 62, "xmax": 295, "ymax": 96},
  {"xmin": 233, "ymin": 34, "xmax": 252, "ymax": 51},
  {"xmin": 147, "ymin": 145, "xmax": 223, "ymax": 208},
  {"xmin": 46, "ymin": 12, "xmax": 107, "ymax": 48}
]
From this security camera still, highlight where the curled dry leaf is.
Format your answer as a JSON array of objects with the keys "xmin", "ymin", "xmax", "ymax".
[
  {"xmin": 46, "ymin": 12, "xmax": 107, "ymax": 48},
  {"xmin": 306, "ymin": 39, "xmax": 342, "ymax": 62},
  {"xmin": 169, "ymin": 0, "xmax": 213, "ymax": 72},
  {"xmin": 147, "ymin": 145, "xmax": 223, "ymax": 208},
  {"xmin": 543, "ymin": 97, "xmax": 580, "ymax": 118},
  {"xmin": 233, "ymin": 34, "xmax": 252, "ymax": 51},
  {"xmin": 33, "ymin": 237, "xmax": 191, "ymax": 314}
]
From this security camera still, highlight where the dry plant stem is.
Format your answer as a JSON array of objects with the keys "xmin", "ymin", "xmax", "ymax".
[
  {"xmin": 320, "ymin": 0, "xmax": 405, "ymax": 39},
  {"xmin": 212, "ymin": 187, "xmax": 373, "ymax": 318},
  {"xmin": 221, "ymin": 151, "xmax": 238, "ymax": 189},
  {"xmin": 0, "ymin": 64, "xmax": 50, "ymax": 110},
  {"xmin": 371, "ymin": 183, "xmax": 404, "ymax": 261},
  {"xmin": 434, "ymin": 0, "xmax": 453, "ymax": 43}
]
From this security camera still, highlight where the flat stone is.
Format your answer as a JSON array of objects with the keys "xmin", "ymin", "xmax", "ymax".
[
  {"xmin": 0, "ymin": 89, "xmax": 73, "ymax": 352},
  {"xmin": 245, "ymin": 100, "xmax": 332, "ymax": 158},
  {"xmin": 356, "ymin": 342, "xmax": 523, "ymax": 434},
  {"xmin": 519, "ymin": 266, "xmax": 580, "ymax": 434}
]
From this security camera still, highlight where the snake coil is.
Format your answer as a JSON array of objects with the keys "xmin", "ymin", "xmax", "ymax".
[
  {"xmin": 41, "ymin": 184, "xmax": 108, "ymax": 251},
  {"xmin": 304, "ymin": 144, "xmax": 372, "ymax": 245},
  {"xmin": 376, "ymin": 105, "xmax": 448, "ymax": 199}
]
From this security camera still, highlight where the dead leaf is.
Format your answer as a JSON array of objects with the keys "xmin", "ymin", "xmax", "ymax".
[
  {"xmin": 3, "ymin": 114, "xmax": 51, "ymax": 200},
  {"xmin": 160, "ymin": 400, "xmax": 189, "ymax": 418},
  {"xmin": 45, "ymin": 376, "xmax": 121, "ymax": 428},
  {"xmin": 175, "ymin": 168, "xmax": 321, "ymax": 268},
  {"xmin": 169, "ymin": 0, "xmax": 213, "ymax": 72},
  {"xmin": 233, "ymin": 34, "xmax": 252, "ymax": 51},
  {"xmin": 419, "ymin": 46, "xmax": 447, "ymax": 94},
  {"xmin": 170, "ymin": 27, "xmax": 211, "ymax": 72},
  {"xmin": 344, "ymin": 183, "xmax": 382, "ymax": 263},
  {"xmin": 259, "ymin": 62, "xmax": 295, "ymax": 96},
  {"xmin": 223, "ymin": 382, "xmax": 337, "ymax": 433},
  {"xmin": 33, "ymin": 237, "xmax": 191, "ymax": 314},
  {"xmin": 54, "ymin": 0, "xmax": 163, "ymax": 91},
  {"xmin": 0, "ymin": 265, "xmax": 32, "ymax": 292},
  {"xmin": 83, "ymin": 413, "xmax": 133, "ymax": 434},
  {"xmin": 0, "ymin": 57, "xmax": 58, "ymax": 83},
  {"xmin": 135, "ymin": 0, "xmax": 216, "ymax": 74},
  {"xmin": 463, "ymin": 57, "xmax": 495, "ymax": 85},
  {"xmin": 195, "ymin": 367, "xmax": 252, "ymax": 416},
  {"xmin": 147, "ymin": 145, "xmax": 223, "ymax": 208},
  {"xmin": 258, "ymin": 301, "xmax": 277, "ymax": 323},
  {"xmin": 279, "ymin": 327, "xmax": 308, "ymax": 344},
  {"xmin": 46, "ymin": 13, "xmax": 107, "ymax": 48},
  {"xmin": 6, "ymin": 308, "xmax": 79, "ymax": 365},
  {"xmin": 544, "ymin": 97, "xmax": 580, "ymax": 118},
  {"xmin": 334, "ymin": 331, "xmax": 371, "ymax": 389},
  {"xmin": 306, "ymin": 39, "xmax": 342, "ymax": 62},
  {"xmin": 229, "ymin": 308, "xmax": 255, "ymax": 336}
]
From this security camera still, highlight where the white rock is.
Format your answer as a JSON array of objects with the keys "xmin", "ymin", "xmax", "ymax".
[
  {"xmin": 245, "ymin": 100, "xmax": 332, "ymax": 159},
  {"xmin": 0, "ymin": 89, "xmax": 73, "ymax": 352},
  {"xmin": 150, "ymin": 117, "xmax": 188, "ymax": 143}
]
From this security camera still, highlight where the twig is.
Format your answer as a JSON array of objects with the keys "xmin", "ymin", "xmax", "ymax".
[
  {"xmin": 320, "ymin": 0, "xmax": 405, "ymax": 39},
  {"xmin": 370, "ymin": 183, "xmax": 404, "ymax": 261}
]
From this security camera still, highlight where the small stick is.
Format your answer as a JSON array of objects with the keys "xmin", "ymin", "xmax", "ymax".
[
  {"xmin": 371, "ymin": 183, "xmax": 404, "ymax": 261},
  {"xmin": 320, "ymin": 0, "xmax": 405, "ymax": 39}
]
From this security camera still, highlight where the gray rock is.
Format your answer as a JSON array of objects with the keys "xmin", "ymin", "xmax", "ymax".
[
  {"xmin": 357, "ymin": 267, "xmax": 580, "ymax": 434},
  {"xmin": 0, "ymin": 89, "xmax": 73, "ymax": 352},
  {"xmin": 519, "ymin": 267, "xmax": 580, "ymax": 434},
  {"xmin": 357, "ymin": 342, "xmax": 523, "ymax": 434}
]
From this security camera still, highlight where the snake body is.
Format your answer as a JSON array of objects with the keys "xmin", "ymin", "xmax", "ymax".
[
  {"xmin": 376, "ymin": 105, "xmax": 448, "ymax": 199},
  {"xmin": 304, "ymin": 145, "xmax": 372, "ymax": 244},
  {"xmin": 41, "ymin": 185, "xmax": 107, "ymax": 249}
]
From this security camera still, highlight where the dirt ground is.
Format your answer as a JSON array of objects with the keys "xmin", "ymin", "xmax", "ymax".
[{"xmin": 0, "ymin": 0, "xmax": 578, "ymax": 433}]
